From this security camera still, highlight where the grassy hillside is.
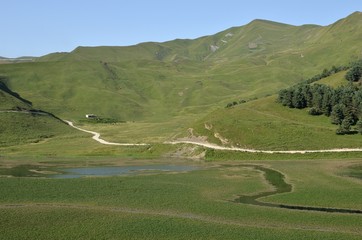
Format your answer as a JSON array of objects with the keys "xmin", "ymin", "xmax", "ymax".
[
  {"xmin": 191, "ymin": 68, "xmax": 361, "ymax": 150},
  {"xmin": 0, "ymin": 113, "xmax": 81, "ymax": 147},
  {"xmin": 192, "ymin": 96, "xmax": 362, "ymax": 150},
  {"xmin": 0, "ymin": 12, "xmax": 361, "ymax": 150},
  {"xmin": 0, "ymin": 89, "xmax": 31, "ymax": 111},
  {"xmin": 0, "ymin": 80, "xmax": 82, "ymax": 147}
]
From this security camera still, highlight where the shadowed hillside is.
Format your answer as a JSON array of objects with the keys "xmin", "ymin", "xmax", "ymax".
[{"xmin": 0, "ymin": 80, "xmax": 81, "ymax": 147}]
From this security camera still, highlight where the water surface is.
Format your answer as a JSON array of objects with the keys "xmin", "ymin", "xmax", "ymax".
[
  {"xmin": 52, "ymin": 165, "xmax": 199, "ymax": 179},
  {"xmin": 0, "ymin": 164, "xmax": 199, "ymax": 178}
]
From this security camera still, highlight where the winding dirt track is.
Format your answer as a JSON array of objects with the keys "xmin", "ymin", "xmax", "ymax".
[
  {"xmin": 64, "ymin": 120, "xmax": 148, "ymax": 146},
  {"xmin": 166, "ymin": 140, "xmax": 362, "ymax": 154},
  {"xmin": 65, "ymin": 120, "xmax": 362, "ymax": 154}
]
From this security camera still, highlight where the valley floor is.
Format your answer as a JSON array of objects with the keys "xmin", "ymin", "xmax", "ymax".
[{"xmin": 0, "ymin": 159, "xmax": 361, "ymax": 239}]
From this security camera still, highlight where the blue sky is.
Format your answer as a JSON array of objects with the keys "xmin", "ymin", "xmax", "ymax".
[{"xmin": 2, "ymin": 0, "xmax": 361, "ymax": 57}]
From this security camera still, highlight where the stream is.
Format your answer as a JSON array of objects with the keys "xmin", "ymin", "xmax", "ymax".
[{"xmin": 234, "ymin": 165, "xmax": 362, "ymax": 214}]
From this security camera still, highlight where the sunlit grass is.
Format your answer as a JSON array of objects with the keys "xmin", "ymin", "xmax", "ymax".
[
  {"xmin": 193, "ymin": 95, "xmax": 362, "ymax": 150},
  {"xmin": 0, "ymin": 160, "xmax": 362, "ymax": 239}
]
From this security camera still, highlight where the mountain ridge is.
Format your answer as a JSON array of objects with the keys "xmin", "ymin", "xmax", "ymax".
[{"xmin": 37, "ymin": 11, "xmax": 361, "ymax": 64}]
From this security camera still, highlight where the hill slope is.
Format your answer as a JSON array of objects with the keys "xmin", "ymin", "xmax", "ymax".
[
  {"xmin": 0, "ymin": 12, "xmax": 361, "ymax": 148},
  {"xmin": 0, "ymin": 79, "xmax": 80, "ymax": 147},
  {"xmin": 191, "ymin": 69, "xmax": 361, "ymax": 150}
]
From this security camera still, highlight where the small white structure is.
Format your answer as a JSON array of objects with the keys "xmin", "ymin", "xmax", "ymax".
[
  {"xmin": 86, "ymin": 114, "xmax": 97, "ymax": 119},
  {"xmin": 248, "ymin": 42, "xmax": 258, "ymax": 49}
]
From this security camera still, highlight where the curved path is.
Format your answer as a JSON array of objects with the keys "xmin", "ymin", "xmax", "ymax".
[
  {"xmin": 64, "ymin": 120, "xmax": 148, "ymax": 146},
  {"xmin": 167, "ymin": 139, "xmax": 362, "ymax": 154},
  {"xmin": 64, "ymin": 119, "xmax": 362, "ymax": 154}
]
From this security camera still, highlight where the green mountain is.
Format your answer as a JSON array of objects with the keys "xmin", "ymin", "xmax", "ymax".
[{"xmin": 0, "ymin": 12, "xmax": 361, "ymax": 147}]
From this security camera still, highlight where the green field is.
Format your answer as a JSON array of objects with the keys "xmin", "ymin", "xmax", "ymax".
[{"xmin": 0, "ymin": 159, "xmax": 361, "ymax": 239}]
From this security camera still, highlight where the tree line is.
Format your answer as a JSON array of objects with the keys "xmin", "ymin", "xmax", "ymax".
[
  {"xmin": 345, "ymin": 60, "xmax": 362, "ymax": 82},
  {"xmin": 277, "ymin": 60, "xmax": 362, "ymax": 135},
  {"xmin": 226, "ymin": 60, "xmax": 362, "ymax": 108}
]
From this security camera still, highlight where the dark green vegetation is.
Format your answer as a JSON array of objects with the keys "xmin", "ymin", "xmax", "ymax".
[
  {"xmin": 345, "ymin": 60, "xmax": 362, "ymax": 82},
  {"xmin": 277, "ymin": 81, "xmax": 362, "ymax": 134},
  {"xmin": 276, "ymin": 60, "xmax": 362, "ymax": 135},
  {"xmin": 1, "ymin": 160, "xmax": 362, "ymax": 239},
  {"xmin": 79, "ymin": 117, "xmax": 125, "ymax": 124}
]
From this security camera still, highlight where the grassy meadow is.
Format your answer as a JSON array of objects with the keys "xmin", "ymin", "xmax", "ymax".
[{"xmin": 0, "ymin": 159, "xmax": 362, "ymax": 239}]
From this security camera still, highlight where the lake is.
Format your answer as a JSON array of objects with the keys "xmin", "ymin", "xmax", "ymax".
[
  {"xmin": 0, "ymin": 164, "xmax": 200, "ymax": 178},
  {"xmin": 53, "ymin": 165, "xmax": 200, "ymax": 178}
]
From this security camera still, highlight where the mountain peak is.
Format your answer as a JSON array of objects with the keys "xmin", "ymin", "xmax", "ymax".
[
  {"xmin": 351, "ymin": 11, "xmax": 362, "ymax": 15},
  {"xmin": 344, "ymin": 11, "xmax": 362, "ymax": 21},
  {"xmin": 331, "ymin": 10, "xmax": 362, "ymax": 28},
  {"xmin": 248, "ymin": 18, "xmax": 292, "ymax": 27}
]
